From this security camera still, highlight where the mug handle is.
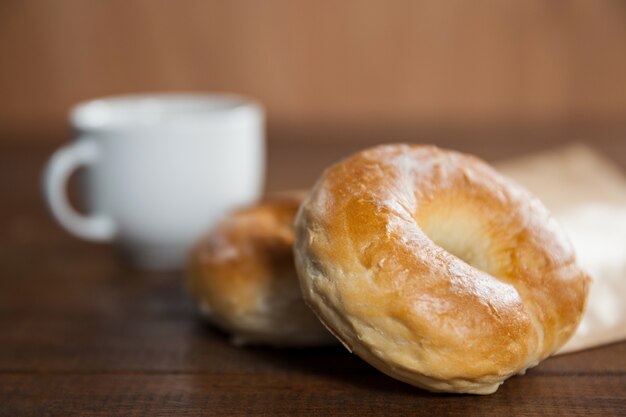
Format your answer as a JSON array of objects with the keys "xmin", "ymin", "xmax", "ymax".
[{"xmin": 42, "ymin": 140, "xmax": 116, "ymax": 241}]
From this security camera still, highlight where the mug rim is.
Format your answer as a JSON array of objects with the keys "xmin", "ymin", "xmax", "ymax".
[{"xmin": 70, "ymin": 92, "xmax": 263, "ymax": 131}]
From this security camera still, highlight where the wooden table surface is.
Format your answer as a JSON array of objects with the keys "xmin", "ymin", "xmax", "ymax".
[{"xmin": 2, "ymin": 132, "xmax": 626, "ymax": 416}]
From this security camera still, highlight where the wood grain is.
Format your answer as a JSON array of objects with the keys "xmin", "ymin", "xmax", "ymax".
[
  {"xmin": 1, "ymin": 135, "xmax": 626, "ymax": 416},
  {"xmin": 1, "ymin": 1, "xmax": 626, "ymax": 137},
  {"xmin": 1, "ymin": 374, "xmax": 625, "ymax": 417}
]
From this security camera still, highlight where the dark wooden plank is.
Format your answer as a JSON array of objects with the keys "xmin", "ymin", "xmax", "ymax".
[
  {"xmin": 0, "ymin": 249, "xmax": 190, "ymax": 318},
  {"xmin": 0, "ymin": 374, "xmax": 624, "ymax": 417},
  {"xmin": 1, "ymin": 310, "xmax": 625, "ymax": 374}
]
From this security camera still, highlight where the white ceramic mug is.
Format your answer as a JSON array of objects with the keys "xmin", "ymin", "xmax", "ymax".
[{"xmin": 43, "ymin": 93, "xmax": 265, "ymax": 269}]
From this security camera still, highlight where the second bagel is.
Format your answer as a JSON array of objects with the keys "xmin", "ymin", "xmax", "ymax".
[{"xmin": 187, "ymin": 195, "xmax": 335, "ymax": 346}]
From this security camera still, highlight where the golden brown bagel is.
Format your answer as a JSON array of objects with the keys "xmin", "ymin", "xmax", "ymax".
[
  {"xmin": 187, "ymin": 195, "xmax": 334, "ymax": 346},
  {"xmin": 294, "ymin": 144, "xmax": 590, "ymax": 394}
]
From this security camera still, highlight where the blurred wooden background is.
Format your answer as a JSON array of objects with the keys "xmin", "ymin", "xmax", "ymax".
[{"xmin": 1, "ymin": 0, "xmax": 626, "ymax": 141}]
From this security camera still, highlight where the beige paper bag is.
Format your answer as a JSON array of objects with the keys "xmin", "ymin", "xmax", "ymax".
[{"xmin": 496, "ymin": 144, "xmax": 626, "ymax": 354}]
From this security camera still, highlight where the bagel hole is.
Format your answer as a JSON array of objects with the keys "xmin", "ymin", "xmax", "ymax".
[{"xmin": 419, "ymin": 209, "xmax": 497, "ymax": 276}]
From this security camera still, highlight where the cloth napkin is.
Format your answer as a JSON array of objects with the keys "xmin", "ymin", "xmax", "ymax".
[{"xmin": 496, "ymin": 143, "xmax": 626, "ymax": 354}]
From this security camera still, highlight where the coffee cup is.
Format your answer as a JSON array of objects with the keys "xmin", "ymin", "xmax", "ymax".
[{"xmin": 43, "ymin": 93, "xmax": 265, "ymax": 269}]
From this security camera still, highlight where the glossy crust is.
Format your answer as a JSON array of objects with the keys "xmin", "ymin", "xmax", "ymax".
[
  {"xmin": 187, "ymin": 196, "xmax": 334, "ymax": 346},
  {"xmin": 294, "ymin": 144, "xmax": 590, "ymax": 394}
]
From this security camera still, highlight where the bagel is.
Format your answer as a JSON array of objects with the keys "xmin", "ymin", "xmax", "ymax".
[
  {"xmin": 294, "ymin": 144, "xmax": 590, "ymax": 394},
  {"xmin": 187, "ymin": 196, "xmax": 334, "ymax": 346}
]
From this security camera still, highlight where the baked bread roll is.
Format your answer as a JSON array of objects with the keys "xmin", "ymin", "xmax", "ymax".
[
  {"xmin": 294, "ymin": 144, "xmax": 590, "ymax": 394},
  {"xmin": 187, "ymin": 196, "xmax": 334, "ymax": 346}
]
